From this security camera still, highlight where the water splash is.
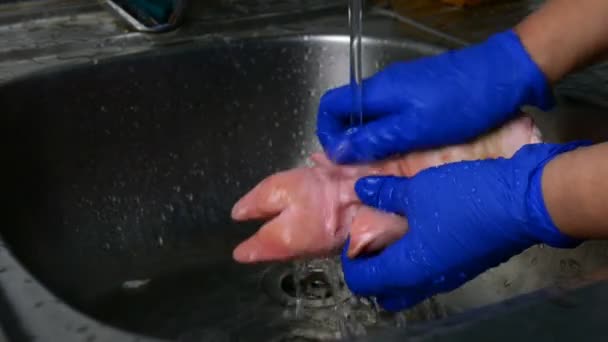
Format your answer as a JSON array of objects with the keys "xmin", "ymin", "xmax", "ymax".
[
  {"xmin": 287, "ymin": 256, "xmax": 448, "ymax": 339},
  {"xmin": 395, "ymin": 312, "xmax": 408, "ymax": 328},
  {"xmin": 289, "ymin": 258, "xmax": 368, "ymax": 338},
  {"xmin": 349, "ymin": 0, "xmax": 364, "ymax": 126},
  {"xmin": 293, "ymin": 260, "xmax": 305, "ymax": 319}
]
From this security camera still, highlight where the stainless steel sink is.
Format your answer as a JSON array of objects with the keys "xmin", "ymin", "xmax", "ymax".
[{"xmin": 0, "ymin": 33, "xmax": 607, "ymax": 341}]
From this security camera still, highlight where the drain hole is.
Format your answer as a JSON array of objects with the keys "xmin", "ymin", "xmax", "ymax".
[
  {"xmin": 280, "ymin": 274, "xmax": 297, "ymax": 298},
  {"xmin": 280, "ymin": 271, "xmax": 333, "ymax": 300},
  {"xmin": 264, "ymin": 264, "xmax": 350, "ymax": 308}
]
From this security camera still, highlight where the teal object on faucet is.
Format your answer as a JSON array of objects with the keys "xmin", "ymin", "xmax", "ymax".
[{"xmin": 128, "ymin": 0, "xmax": 174, "ymax": 23}]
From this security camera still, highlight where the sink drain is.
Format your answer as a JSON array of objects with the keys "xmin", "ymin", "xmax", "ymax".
[{"xmin": 263, "ymin": 263, "xmax": 350, "ymax": 308}]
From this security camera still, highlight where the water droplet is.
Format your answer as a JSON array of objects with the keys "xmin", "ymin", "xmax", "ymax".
[
  {"xmin": 471, "ymin": 187, "xmax": 477, "ymax": 193},
  {"xmin": 122, "ymin": 279, "xmax": 150, "ymax": 290}
]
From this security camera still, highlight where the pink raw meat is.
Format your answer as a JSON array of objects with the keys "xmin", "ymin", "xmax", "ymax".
[{"xmin": 231, "ymin": 115, "xmax": 542, "ymax": 263}]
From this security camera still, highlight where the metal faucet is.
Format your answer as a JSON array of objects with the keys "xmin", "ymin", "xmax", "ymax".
[{"xmin": 103, "ymin": 0, "xmax": 189, "ymax": 33}]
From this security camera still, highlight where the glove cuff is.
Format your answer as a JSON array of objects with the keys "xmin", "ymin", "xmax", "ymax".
[
  {"xmin": 525, "ymin": 141, "xmax": 592, "ymax": 248},
  {"xmin": 489, "ymin": 30, "xmax": 555, "ymax": 111}
]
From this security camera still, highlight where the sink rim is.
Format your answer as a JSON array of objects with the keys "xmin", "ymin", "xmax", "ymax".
[{"xmin": 0, "ymin": 32, "xmax": 447, "ymax": 89}]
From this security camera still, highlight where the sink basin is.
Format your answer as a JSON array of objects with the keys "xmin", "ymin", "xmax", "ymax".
[{"xmin": 0, "ymin": 34, "xmax": 607, "ymax": 341}]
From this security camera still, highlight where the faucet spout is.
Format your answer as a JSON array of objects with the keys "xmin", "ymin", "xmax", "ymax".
[{"xmin": 104, "ymin": 0, "xmax": 189, "ymax": 33}]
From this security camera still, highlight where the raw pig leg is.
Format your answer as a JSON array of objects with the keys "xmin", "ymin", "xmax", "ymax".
[{"xmin": 232, "ymin": 116, "xmax": 542, "ymax": 263}]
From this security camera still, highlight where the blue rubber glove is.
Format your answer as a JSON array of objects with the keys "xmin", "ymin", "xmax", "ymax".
[
  {"xmin": 342, "ymin": 142, "xmax": 590, "ymax": 312},
  {"xmin": 317, "ymin": 30, "xmax": 553, "ymax": 164}
]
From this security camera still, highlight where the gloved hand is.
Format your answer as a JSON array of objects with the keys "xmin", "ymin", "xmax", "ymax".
[
  {"xmin": 342, "ymin": 142, "xmax": 590, "ymax": 312},
  {"xmin": 317, "ymin": 30, "xmax": 553, "ymax": 164}
]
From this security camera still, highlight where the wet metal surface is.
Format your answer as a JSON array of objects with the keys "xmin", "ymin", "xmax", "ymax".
[
  {"xmin": 0, "ymin": 1, "xmax": 607, "ymax": 341},
  {"xmin": 0, "ymin": 35, "xmax": 442, "ymax": 341},
  {"xmin": 0, "ymin": 32, "xmax": 607, "ymax": 341}
]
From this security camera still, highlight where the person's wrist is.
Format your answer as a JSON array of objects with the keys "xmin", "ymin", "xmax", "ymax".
[
  {"xmin": 491, "ymin": 29, "xmax": 555, "ymax": 111},
  {"xmin": 525, "ymin": 161, "xmax": 580, "ymax": 248},
  {"xmin": 523, "ymin": 142, "xmax": 591, "ymax": 248}
]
